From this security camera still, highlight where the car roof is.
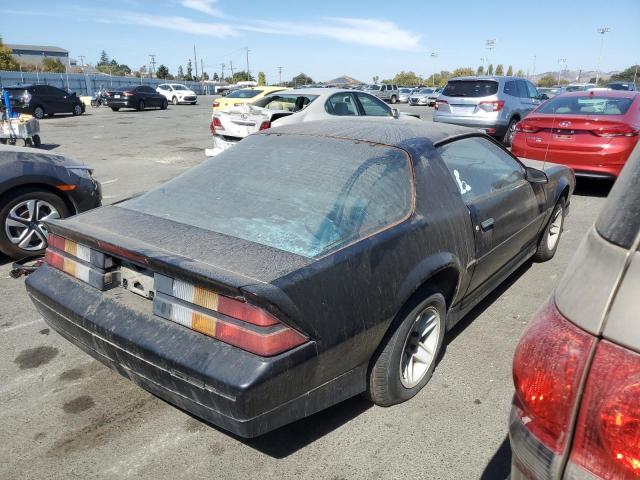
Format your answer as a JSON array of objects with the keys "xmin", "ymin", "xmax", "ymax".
[
  {"xmin": 264, "ymin": 118, "xmax": 475, "ymax": 150},
  {"xmin": 447, "ymin": 76, "xmax": 517, "ymax": 82},
  {"xmin": 287, "ymin": 87, "xmax": 354, "ymax": 95},
  {"xmin": 557, "ymin": 90, "xmax": 639, "ymax": 98}
]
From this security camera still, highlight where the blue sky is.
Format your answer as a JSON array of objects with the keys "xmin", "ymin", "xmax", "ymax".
[{"xmin": 3, "ymin": 0, "xmax": 639, "ymax": 83}]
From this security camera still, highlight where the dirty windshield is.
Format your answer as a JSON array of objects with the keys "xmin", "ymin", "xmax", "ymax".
[{"xmin": 121, "ymin": 134, "xmax": 413, "ymax": 258}]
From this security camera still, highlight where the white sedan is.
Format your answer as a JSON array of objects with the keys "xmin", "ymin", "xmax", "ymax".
[
  {"xmin": 156, "ymin": 83, "xmax": 197, "ymax": 105},
  {"xmin": 206, "ymin": 88, "xmax": 419, "ymax": 156}
]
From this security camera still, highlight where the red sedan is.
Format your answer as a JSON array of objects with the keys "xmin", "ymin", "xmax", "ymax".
[{"xmin": 512, "ymin": 91, "xmax": 639, "ymax": 179}]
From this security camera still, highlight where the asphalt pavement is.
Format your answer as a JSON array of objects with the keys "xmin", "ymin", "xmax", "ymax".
[{"xmin": 0, "ymin": 97, "xmax": 612, "ymax": 480}]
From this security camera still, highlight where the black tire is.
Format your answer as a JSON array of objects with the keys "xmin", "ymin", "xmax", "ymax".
[
  {"xmin": 390, "ymin": 95, "xmax": 397, "ymax": 104},
  {"xmin": 365, "ymin": 289, "xmax": 446, "ymax": 406},
  {"xmin": 0, "ymin": 139, "xmax": 6, "ymax": 144},
  {"xmin": 172, "ymin": 96, "xmax": 179, "ymax": 105},
  {"xmin": 532, "ymin": 198, "xmax": 566, "ymax": 262},
  {"xmin": 190, "ymin": 101, "xmax": 197, "ymax": 105},
  {"xmin": 161, "ymin": 99, "xmax": 168, "ymax": 110},
  {"xmin": 24, "ymin": 138, "xmax": 32, "ymax": 147},
  {"xmin": 33, "ymin": 106, "xmax": 45, "ymax": 119},
  {"xmin": 111, "ymin": 107, "xmax": 120, "ymax": 112},
  {"xmin": 72, "ymin": 104, "xmax": 82, "ymax": 116},
  {"xmin": 137, "ymin": 100, "xmax": 145, "ymax": 111},
  {"xmin": 0, "ymin": 188, "xmax": 71, "ymax": 259},
  {"xmin": 32, "ymin": 135, "xmax": 42, "ymax": 148},
  {"xmin": 502, "ymin": 117, "xmax": 519, "ymax": 147}
]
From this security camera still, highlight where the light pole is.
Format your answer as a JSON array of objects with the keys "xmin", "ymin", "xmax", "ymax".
[
  {"xmin": 557, "ymin": 58, "xmax": 567, "ymax": 84},
  {"xmin": 430, "ymin": 52, "xmax": 438, "ymax": 87},
  {"xmin": 486, "ymin": 39, "xmax": 496, "ymax": 68},
  {"xmin": 595, "ymin": 27, "xmax": 610, "ymax": 85}
]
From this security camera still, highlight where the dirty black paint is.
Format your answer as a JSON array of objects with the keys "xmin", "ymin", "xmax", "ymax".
[
  {"xmin": 474, "ymin": 399, "xmax": 482, "ymax": 405},
  {"xmin": 1, "ymin": 322, "xmax": 13, "ymax": 328},
  {"xmin": 39, "ymin": 328, "xmax": 50, "ymax": 335},
  {"xmin": 59, "ymin": 368, "xmax": 84, "ymax": 382},
  {"xmin": 63, "ymin": 395, "xmax": 95, "ymax": 414},
  {"xmin": 14, "ymin": 346, "xmax": 58, "ymax": 369}
]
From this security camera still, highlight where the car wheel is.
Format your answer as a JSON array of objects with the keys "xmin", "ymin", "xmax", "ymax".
[
  {"xmin": 503, "ymin": 118, "xmax": 518, "ymax": 147},
  {"xmin": 138, "ymin": 100, "xmax": 145, "ymax": 111},
  {"xmin": 390, "ymin": 95, "xmax": 397, "ymax": 104},
  {"xmin": 161, "ymin": 99, "xmax": 168, "ymax": 110},
  {"xmin": 365, "ymin": 289, "xmax": 446, "ymax": 406},
  {"xmin": 72, "ymin": 104, "xmax": 82, "ymax": 116},
  {"xmin": 532, "ymin": 198, "xmax": 565, "ymax": 262},
  {"xmin": 172, "ymin": 96, "xmax": 179, "ymax": 105},
  {"xmin": 32, "ymin": 135, "xmax": 42, "ymax": 148},
  {"xmin": 111, "ymin": 107, "xmax": 120, "ymax": 112},
  {"xmin": 0, "ymin": 188, "xmax": 70, "ymax": 259},
  {"xmin": 33, "ymin": 106, "xmax": 45, "ymax": 119}
]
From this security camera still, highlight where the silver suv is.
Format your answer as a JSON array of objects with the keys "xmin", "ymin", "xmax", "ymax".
[
  {"xmin": 434, "ymin": 76, "xmax": 543, "ymax": 146},
  {"xmin": 364, "ymin": 84, "xmax": 399, "ymax": 104}
]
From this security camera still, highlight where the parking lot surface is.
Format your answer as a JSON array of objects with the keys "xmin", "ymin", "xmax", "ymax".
[{"xmin": 0, "ymin": 98, "xmax": 611, "ymax": 480}]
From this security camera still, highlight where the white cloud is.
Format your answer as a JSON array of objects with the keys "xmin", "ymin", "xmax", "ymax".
[
  {"xmin": 125, "ymin": 15, "xmax": 237, "ymax": 37},
  {"xmin": 180, "ymin": 0, "xmax": 222, "ymax": 17},
  {"xmin": 242, "ymin": 17, "xmax": 421, "ymax": 50}
]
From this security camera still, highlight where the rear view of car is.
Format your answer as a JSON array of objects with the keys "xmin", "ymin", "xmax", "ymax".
[
  {"xmin": 434, "ymin": 76, "xmax": 542, "ymax": 146},
  {"xmin": 2, "ymin": 85, "xmax": 84, "ymax": 119},
  {"xmin": 511, "ymin": 91, "xmax": 640, "ymax": 179},
  {"xmin": 509, "ymin": 143, "xmax": 640, "ymax": 480}
]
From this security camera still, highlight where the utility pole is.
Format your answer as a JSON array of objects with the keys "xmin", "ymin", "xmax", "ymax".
[
  {"xmin": 634, "ymin": 64, "xmax": 638, "ymax": 85},
  {"xmin": 557, "ymin": 58, "xmax": 567, "ymax": 84},
  {"xmin": 229, "ymin": 60, "xmax": 234, "ymax": 78},
  {"xmin": 277, "ymin": 66, "xmax": 283, "ymax": 85},
  {"xmin": 430, "ymin": 52, "xmax": 438, "ymax": 87},
  {"xmin": 595, "ymin": 27, "xmax": 610, "ymax": 85},
  {"xmin": 193, "ymin": 45, "xmax": 198, "ymax": 80},
  {"xmin": 201, "ymin": 59, "xmax": 204, "ymax": 79},
  {"xmin": 532, "ymin": 55, "xmax": 536, "ymax": 79},
  {"xmin": 78, "ymin": 55, "xmax": 85, "ymax": 68},
  {"xmin": 485, "ymin": 39, "xmax": 496, "ymax": 66},
  {"xmin": 245, "ymin": 47, "xmax": 250, "ymax": 80},
  {"xmin": 221, "ymin": 63, "xmax": 225, "ymax": 82},
  {"xmin": 149, "ymin": 54, "xmax": 156, "ymax": 78}
]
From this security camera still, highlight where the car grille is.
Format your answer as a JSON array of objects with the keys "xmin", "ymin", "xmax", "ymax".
[
  {"xmin": 183, "ymin": 96, "xmax": 196, "ymax": 101},
  {"xmin": 410, "ymin": 98, "xmax": 419, "ymax": 102}
]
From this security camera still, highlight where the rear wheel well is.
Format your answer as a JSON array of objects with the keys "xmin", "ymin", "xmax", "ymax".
[
  {"xmin": 560, "ymin": 185, "xmax": 570, "ymax": 203},
  {"xmin": 0, "ymin": 184, "xmax": 75, "ymax": 214},
  {"xmin": 414, "ymin": 267, "xmax": 459, "ymax": 310}
]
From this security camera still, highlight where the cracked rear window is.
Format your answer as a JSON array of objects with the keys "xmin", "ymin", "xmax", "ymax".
[{"xmin": 121, "ymin": 134, "xmax": 413, "ymax": 258}]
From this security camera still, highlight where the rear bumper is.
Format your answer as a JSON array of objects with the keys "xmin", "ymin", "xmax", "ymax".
[
  {"xmin": 433, "ymin": 115, "xmax": 508, "ymax": 137},
  {"xmin": 106, "ymin": 99, "xmax": 134, "ymax": 108},
  {"xmin": 26, "ymin": 266, "xmax": 364, "ymax": 437}
]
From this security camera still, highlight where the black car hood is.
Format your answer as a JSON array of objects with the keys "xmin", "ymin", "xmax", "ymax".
[{"xmin": 46, "ymin": 205, "xmax": 314, "ymax": 292}]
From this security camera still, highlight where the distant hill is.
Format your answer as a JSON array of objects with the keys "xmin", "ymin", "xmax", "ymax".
[
  {"xmin": 326, "ymin": 75, "xmax": 363, "ymax": 85},
  {"xmin": 530, "ymin": 69, "xmax": 619, "ymax": 83}
]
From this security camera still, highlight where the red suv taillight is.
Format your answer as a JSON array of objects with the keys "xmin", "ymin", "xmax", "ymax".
[
  {"xmin": 565, "ymin": 340, "xmax": 640, "ymax": 479},
  {"xmin": 510, "ymin": 298, "xmax": 595, "ymax": 477},
  {"xmin": 210, "ymin": 116, "xmax": 223, "ymax": 135},
  {"xmin": 478, "ymin": 100, "xmax": 505, "ymax": 112},
  {"xmin": 259, "ymin": 120, "xmax": 270, "ymax": 131},
  {"xmin": 515, "ymin": 120, "xmax": 541, "ymax": 133}
]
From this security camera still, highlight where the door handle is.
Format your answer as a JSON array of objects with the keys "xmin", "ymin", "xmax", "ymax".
[{"xmin": 480, "ymin": 218, "xmax": 495, "ymax": 231}]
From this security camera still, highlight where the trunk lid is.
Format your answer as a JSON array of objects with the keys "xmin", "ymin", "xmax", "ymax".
[{"xmin": 215, "ymin": 104, "xmax": 270, "ymax": 139}]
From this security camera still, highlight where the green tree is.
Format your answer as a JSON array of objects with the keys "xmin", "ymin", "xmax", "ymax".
[
  {"xmin": 257, "ymin": 71, "xmax": 266, "ymax": 86},
  {"xmin": 452, "ymin": 67, "xmax": 475, "ymax": 77},
  {"xmin": 495, "ymin": 64, "xmax": 504, "ymax": 75},
  {"xmin": 390, "ymin": 71, "xmax": 423, "ymax": 86},
  {"xmin": 212, "ymin": 72, "xmax": 219, "ymax": 81},
  {"xmin": 231, "ymin": 70, "xmax": 255, "ymax": 83},
  {"xmin": 610, "ymin": 65, "xmax": 640, "ymax": 82},
  {"xmin": 537, "ymin": 74, "xmax": 558, "ymax": 87},
  {"xmin": 177, "ymin": 65, "xmax": 184, "ymax": 80},
  {"xmin": 98, "ymin": 50, "xmax": 109, "ymax": 66},
  {"xmin": 487, "ymin": 64, "xmax": 494, "ymax": 75},
  {"xmin": 515, "ymin": 69, "xmax": 525, "ymax": 77},
  {"xmin": 185, "ymin": 60, "xmax": 193, "ymax": 81},
  {"xmin": 292, "ymin": 72, "xmax": 313, "ymax": 86},
  {"xmin": 41, "ymin": 57, "xmax": 65, "ymax": 73},
  {"xmin": 477, "ymin": 65, "xmax": 484, "ymax": 76},
  {"xmin": 0, "ymin": 36, "xmax": 19, "ymax": 71},
  {"xmin": 372, "ymin": 75, "xmax": 379, "ymax": 84},
  {"xmin": 202, "ymin": 71, "xmax": 209, "ymax": 80},
  {"xmin": 506, "ymin": 65, "xmax": 513, "ymax": 76},
  {"xmin": 156, "ymin": 64, "xmax": 169, "ymax": 79}
]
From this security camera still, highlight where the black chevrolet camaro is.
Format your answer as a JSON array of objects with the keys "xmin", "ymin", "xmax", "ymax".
[{"xmin": 25, "ymin": 119, "xmax": 574, "ymax": 437}]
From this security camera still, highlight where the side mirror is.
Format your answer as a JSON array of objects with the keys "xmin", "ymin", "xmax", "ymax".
[
  {"xmin": 390, "ymin": 108, "xmax": 400, "ymax": 118},
  {"xmin": 538, "ymin": 93, "xmax": 549, "ymax": 101},
  {"xmin": 525, "ymin": 166, "xmax": 548, "ymax": 184}
]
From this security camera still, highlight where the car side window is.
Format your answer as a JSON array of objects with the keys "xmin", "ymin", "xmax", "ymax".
[
  {"xmin": 504, "ymin": 81, "xmax": 517, "ymax": 97},
  {"xmin": 516, "ymin": 80, "xmax": 529, "ymax": 99},
  {"xmin": 355, "ymin": 93, "xmax": 391, "ymax": 116},
  {"xmin": 325, "ymin": 93, "xmax": 358, "ymax": 116},
  {"xmin": 526, "ymin": 81, "xmax": 539, "ymax": 99},
  {"xmin": 436, "ymin": 136, "xmax": 525, "ymax": 202}
]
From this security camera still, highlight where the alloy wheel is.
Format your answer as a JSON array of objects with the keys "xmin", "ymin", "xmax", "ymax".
[
  {"xmin": 4, "ymin": 199, "xmax": 60, "ymax": 251},
  {"xmin": 546, "ymin": 205, "xmax": 563, "ymax": 251},
  {"xmin": 400, "ymin": 305, "xmax": 441, "ymax": 388}
]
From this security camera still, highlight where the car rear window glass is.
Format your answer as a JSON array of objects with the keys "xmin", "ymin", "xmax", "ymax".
[
  {"xmin": 442, "ymin": 80, "xmax": 498, "ymax": 97},
  {"xmin": 225, "ymin": 89, "xmax": 262, "ymax": 99},
  {"xmin": 253, "ymin": 94, "xmax": 318, "ymax": 111},
  {"xmin": 538, "ymin": 96, "xmax": 633, "ymax": 115},
  {"xmin": 596, "ymin": 145, "xmax": 640, "ymax": 249},
  {"xmin": 607, "ymin": 83, "xmax": 633, "ymax": 91},
  {"xmin": 121, "ymin": 134, "xmax": 413, "ymax": 258}
]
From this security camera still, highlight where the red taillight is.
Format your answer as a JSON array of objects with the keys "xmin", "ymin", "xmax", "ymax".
[
  {"xmin": 435, "ymin": 99, "xmax": 448, "ymax": 110},
  {"xmin": 478, "ymin": 100, "xmax": 505, "ymax": 112},
  {"xmin": 568, "ymin": 341, "xmax": 640, "ymax": 479},
  {"xmin": 122, "ymin": 91, "xmax": 134, "ymax": 97},
  {"xmin": 212, "ymin": 101, "xmax": 220, "ymax": 108},
  {"xmin": 515, "ymin": 120, "xmax": 541, "ymax": 133},
  {"xmin": 591, "ymin": 124, "xmax": 638, "ymax": 137},
  {"xmin": 210, "ymin": 116, "xmax": 223, "ymax": 135},
  {"xmin": 259, "ymin": 120, "xmax": 270, "ymax": 131},
  {"xmin": 512, "ymin": 298, "xmax": 595, "ymax": 454}
]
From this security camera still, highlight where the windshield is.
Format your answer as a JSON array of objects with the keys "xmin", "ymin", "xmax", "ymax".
[
  {"xmin": 399, "ymin": 88, "xmax": 411, "ymax": 93},
  {"xmin": 225, "ymin": 89, "xmax": 263, "ymax": 99},
  {"xmin": 366, "ymin": 85, "xmax": 381, "ymax": 91},
  {"xmin": 538, "ymin": 96, "xmax": 633, "ymax": 115},
  {"xmin": 419, "ymin": 88, "xmax": 435, "ymax": 94},
  {"xmin": 442, "ymin": 80, "xmax": 498, "ymax": 98},
  {"xmin": 172, "ymin": 85, "xmax": 188, "ymax": 91},
  {"xmin": 252, "ymin": 94, "xmax": 318, "ymax": 111},
  {"xmin": 607, "ymin": 83, "xmax": 632, "ymax": 91},
  {"xmin": 565, "ymin": 85, "xmax": 590, "ymax": 92},
  {"xmin": 121, "ymin": 135, "xmax": 413, "ymax": 258}
]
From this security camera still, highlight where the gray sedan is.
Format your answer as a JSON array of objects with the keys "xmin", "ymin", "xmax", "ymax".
[{"xmin": 408, "ymin": 88, "xmax": 437, "ymax": 106}]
